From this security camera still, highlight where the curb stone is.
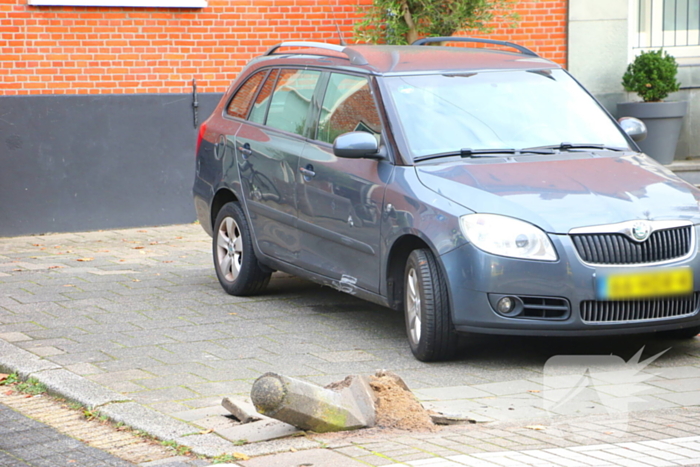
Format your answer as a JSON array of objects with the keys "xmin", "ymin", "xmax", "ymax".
[
  {"xmin": 0, "ymin": 338, "xmax": 61, "ymax": 377},
  {"xmin": 34, "ymin": 368, "xmax": 131, "ymax": 408}
]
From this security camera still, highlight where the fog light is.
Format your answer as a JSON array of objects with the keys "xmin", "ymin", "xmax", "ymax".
[{"xmin": 497, "ymin": 297, "xmax": 515, "ymax": 314}]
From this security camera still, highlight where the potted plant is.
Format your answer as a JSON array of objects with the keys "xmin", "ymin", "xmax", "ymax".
[{"xmin": 618, "ymin": 49, "xmax": 686, "ymax": 165}]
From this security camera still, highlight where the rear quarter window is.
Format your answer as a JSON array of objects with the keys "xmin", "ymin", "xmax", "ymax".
[{"xmin": 226, "ymin": 70, "xmax": 266, "ymax": 119}]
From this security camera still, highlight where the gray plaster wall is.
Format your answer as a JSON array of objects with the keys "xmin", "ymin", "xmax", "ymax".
[
  {"xmin": 0, "ymin": 93, "xmax": 222, "ymax": 237},
  {"xmin": 568, "ymin": 0, "xmax": 700, "ymax": 161}
]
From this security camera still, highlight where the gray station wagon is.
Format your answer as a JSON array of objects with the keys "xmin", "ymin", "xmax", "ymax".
[{"xmin": 193, "ymin": 38, "xmax": 700, "ymax": 361}]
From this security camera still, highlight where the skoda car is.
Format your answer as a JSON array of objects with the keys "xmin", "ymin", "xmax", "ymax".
[{"xmin": 193, "ymin": 38, "xmax": 700, "ymax": 361}]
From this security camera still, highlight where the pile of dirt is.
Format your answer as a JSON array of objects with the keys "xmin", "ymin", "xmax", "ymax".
[{"xmin": 369, "ymin": 373, "xmax": 438, "ymax": 432}]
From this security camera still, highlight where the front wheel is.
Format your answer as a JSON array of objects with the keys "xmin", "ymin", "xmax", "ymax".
[
  {"xmin": 404, "ymin": 249, "xmax": 458, "ymax": 362},
  {"xmin": 213, "ymin": 202, "xmax": 271, "ymax": 296}
]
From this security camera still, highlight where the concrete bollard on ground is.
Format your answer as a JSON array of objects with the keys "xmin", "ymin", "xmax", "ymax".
[{"xmin": 250, "ymin": 372, "xmax": 376, "ymax": 433}]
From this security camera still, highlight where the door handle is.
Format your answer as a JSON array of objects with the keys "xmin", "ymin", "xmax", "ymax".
[
  {"xmin": 237, "ymin": 142, "xmax": 252, "ymax": 159},
  {"xmin": 299, "ymin": 165, "xmax": 316, "ymax": 178}
]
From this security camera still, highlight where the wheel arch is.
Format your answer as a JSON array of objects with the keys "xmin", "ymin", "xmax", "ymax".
[
  {"xmin": 210, "ymin": 188, "xmax": 240, "ymax": 233},
  {"xmin": 385, "ymin": 233, "xmax": 439, "ymax": 311}
]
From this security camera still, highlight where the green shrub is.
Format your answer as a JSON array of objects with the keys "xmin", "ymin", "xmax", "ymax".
[{"xmin": 622, "ymin": 49, "xmax": 681, "ymax": 102}]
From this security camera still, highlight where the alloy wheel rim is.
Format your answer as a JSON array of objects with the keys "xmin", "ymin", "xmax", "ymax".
[
  {"xmin": 406, "ymin": 267, "xmax": 421, "ymax": 344},
  {"xmin": 217, "ymin": 217, "xmax": 243, "ymax": 282}
]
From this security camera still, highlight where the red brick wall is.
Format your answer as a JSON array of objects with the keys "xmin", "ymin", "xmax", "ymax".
[{"xmin": 0, "ymin": 0, "xmax": 567, "ymax": 96}]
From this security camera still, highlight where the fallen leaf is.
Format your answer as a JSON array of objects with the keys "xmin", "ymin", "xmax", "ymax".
[
  {"xmin": 528, "ymin": 389, "xmax": 540, "ymax": 393},
  {"xmin": 63, "ymin": 284, "xmax": 75, "ymax": 287},
  {"xmin": 229, "ymin": 313, "xmax": 237, "ymax": 315},
  {"xmin": 290, "ymin": 447, "xmax": 297, "ymax": 452},
  {"xmin": 137, "ymin": 230, "xmax": 148, "ymax": 233},
  {"xmin": 604, "ymin": 431, "xmax": 614, "ymax": 435},
  {"xmin": 12, "ymin": 268, "xmax": 22, "ymax": 272},
  {"xmin": 76, "ymin": 258, "xmax": 94, "ymax": 262},
  {"xmin": 132, "ymin": 279, "xmax": 140, "ymax": 282},
  {"xmin": 179, "ymin": 256, "xmax": 187, "ymax": 258},
  {"xmin": 199, "ymin": 428, "xmax": 214, "ymax": 434},
  {"xmin": 162, "ymin": 260, "xmax": 173, "ymax": 263},
  {"xmin": 32, "ymin": 244, "xmax": 42, "ymax": 247},
  {"xmin": 233, "ymin": 453, "xmax": 250, "ymax": 461},
  {"xmin": 139, "ymin": 251, "xmax": 146, "ymax": 255},
  {"xmin": 175, "ymin": 236, "xmax": 183, "ymax": 239},
  {"xmin": 525, "ymin": 425, "xmax": 547, "ymax": 431},
  {"xmin": 98, "ymin": 249, "xmax": 110, "ymax": 253},
  {"xmin": 133, "ymin": 246, "xmax": 145, "ymax": 250},
  {"xmin": 119, "ymin": 259, "xmax": 126, "ymax": 262},
  {"xmin": 4, "ymin": 390, "xmax": 13, "ymax": 396},
  {"xmin": 0, "ymin": 373, "xmax": 9, "ymax": 383}
]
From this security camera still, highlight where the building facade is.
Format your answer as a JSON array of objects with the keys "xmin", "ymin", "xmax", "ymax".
[
  {"xmin": 1, "ymin": 0, "xmax": 567, "ymax": 236},
  {"xmin": 568, "ymin": 0, "xmax": 700, "ymax": 164}
]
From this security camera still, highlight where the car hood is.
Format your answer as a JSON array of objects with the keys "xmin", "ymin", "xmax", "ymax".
[{"xmin": 415, "ymin": 153, "xmax": 700, "ymax": 233}]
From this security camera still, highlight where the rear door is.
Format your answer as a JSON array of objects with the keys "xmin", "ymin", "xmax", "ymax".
[
  {"xmin": 296, "ymin": 72, "xmax": 391, "ymax": 293},
  {"xmin": 235, "ymin": 68, "xmax": 322, "ymax": 263}
]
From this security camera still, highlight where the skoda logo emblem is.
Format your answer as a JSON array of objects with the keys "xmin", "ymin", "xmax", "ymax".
[{"xmin": 631, "ymin": 221, "xmax": 651, "ymax": 242}]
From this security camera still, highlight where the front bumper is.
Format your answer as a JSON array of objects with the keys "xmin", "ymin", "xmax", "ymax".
[{"xmin": 441, "ymin": 229, "xmax": 700, "ymax": 336}]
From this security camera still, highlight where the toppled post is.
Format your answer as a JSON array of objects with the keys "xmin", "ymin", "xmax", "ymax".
[{"xmin": 250, "ymin": 373, "xmax": 376, "ymax": 433}]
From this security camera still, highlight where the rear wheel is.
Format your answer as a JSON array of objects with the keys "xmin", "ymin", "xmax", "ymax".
[
  {"xmin": 213, "ymin": 202, "xmax": 270, "ymax": 296},
  {"xmin": 404, "ymin": 249, "xmax": 458, "ymax": 361}
]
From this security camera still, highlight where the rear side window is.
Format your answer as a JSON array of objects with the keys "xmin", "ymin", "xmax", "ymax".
[
  {"xmin": 265, "ymin": 69, "xmax": 322, "ymax": 136},
  {"xmin": 249, "ymin": 69, "xmax": 279, "ymax": 125},
  {"xmin": 317, "ymin": 73, "xmax": 383, "ymax": 144},
  {"xmin": 226, "ymin": 70, "xmax": 266, "ymax": 119}
]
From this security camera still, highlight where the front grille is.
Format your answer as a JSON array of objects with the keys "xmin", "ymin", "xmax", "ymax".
[
  {"xmin": 571, "ymin": 226, "xmax": 692, "ymax": 265},
  {"xmin": 520, "ymin": 296, "xmax": 569, "ymax": 319},
  {"xmin": 581, "ymin": 293, "xmax": 700, "ymax": 323}
]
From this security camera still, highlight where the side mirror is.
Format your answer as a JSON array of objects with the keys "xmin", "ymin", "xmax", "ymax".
[
  {"xmin": 618, "ymin": 117, "xmax": 647, "ymax": 143},
  {"xmin": 333, "ymin": 132, "xmax": 383, "ymax": 159}
]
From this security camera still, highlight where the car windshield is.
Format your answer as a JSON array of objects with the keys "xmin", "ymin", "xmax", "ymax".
[{"xmin": 383, "ymin": 69, "xmax": 631, "ymax": 160}]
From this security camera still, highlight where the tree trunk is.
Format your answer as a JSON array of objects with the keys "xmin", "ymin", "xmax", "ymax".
[{"xmin": 401, "ymin": 1, "xmax": 419, "ymax": 44}]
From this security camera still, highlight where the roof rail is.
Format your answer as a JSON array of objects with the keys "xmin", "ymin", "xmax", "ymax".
[
  {"xmin": 264, "ymin": 41, "xmax": 369, "ymax": 66},
  {"xmin": 412, "ymin": 37, "xmax": 539, "ymax": 57}
]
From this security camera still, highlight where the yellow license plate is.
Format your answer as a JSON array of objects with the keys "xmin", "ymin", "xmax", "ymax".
[{"xmin": 597, "ymin": 268, "xmax": 693, "ymax": 300}]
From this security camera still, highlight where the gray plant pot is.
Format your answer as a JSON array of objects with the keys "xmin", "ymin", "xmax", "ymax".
[{"xmin": 617, "ymin": 100, "xmax": 688, "ymax": 165}]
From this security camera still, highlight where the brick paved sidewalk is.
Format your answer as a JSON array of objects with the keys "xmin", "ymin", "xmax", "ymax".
[{"xmin": 1, "ymin": 224, "xmax": 700, "ymax": 466}]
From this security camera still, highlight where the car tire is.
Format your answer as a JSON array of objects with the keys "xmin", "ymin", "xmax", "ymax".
[
  {"xmin": 655, "ymin": 325, "xmax": 700, "ymax": 340},
  {"xmin": 404, "ymin": 248, "xmax": 458, "ymax": 362},
  {"xmin": 213, "ymin": 202, "xmax": 271, "ymax": 296}
]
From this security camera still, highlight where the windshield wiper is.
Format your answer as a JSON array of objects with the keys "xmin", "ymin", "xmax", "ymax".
[
  {"xmin": 414, "ymin": 147, "xmax": 555, "ymax": 163},
  {"xmin": 525, "ymin": 143, "xmax": 627, "ymax": 152}
]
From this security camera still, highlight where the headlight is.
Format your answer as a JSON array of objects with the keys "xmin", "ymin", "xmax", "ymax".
[{"xmin": 460, "ymin": 214, "xmax": 557, "ymax": 261}]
